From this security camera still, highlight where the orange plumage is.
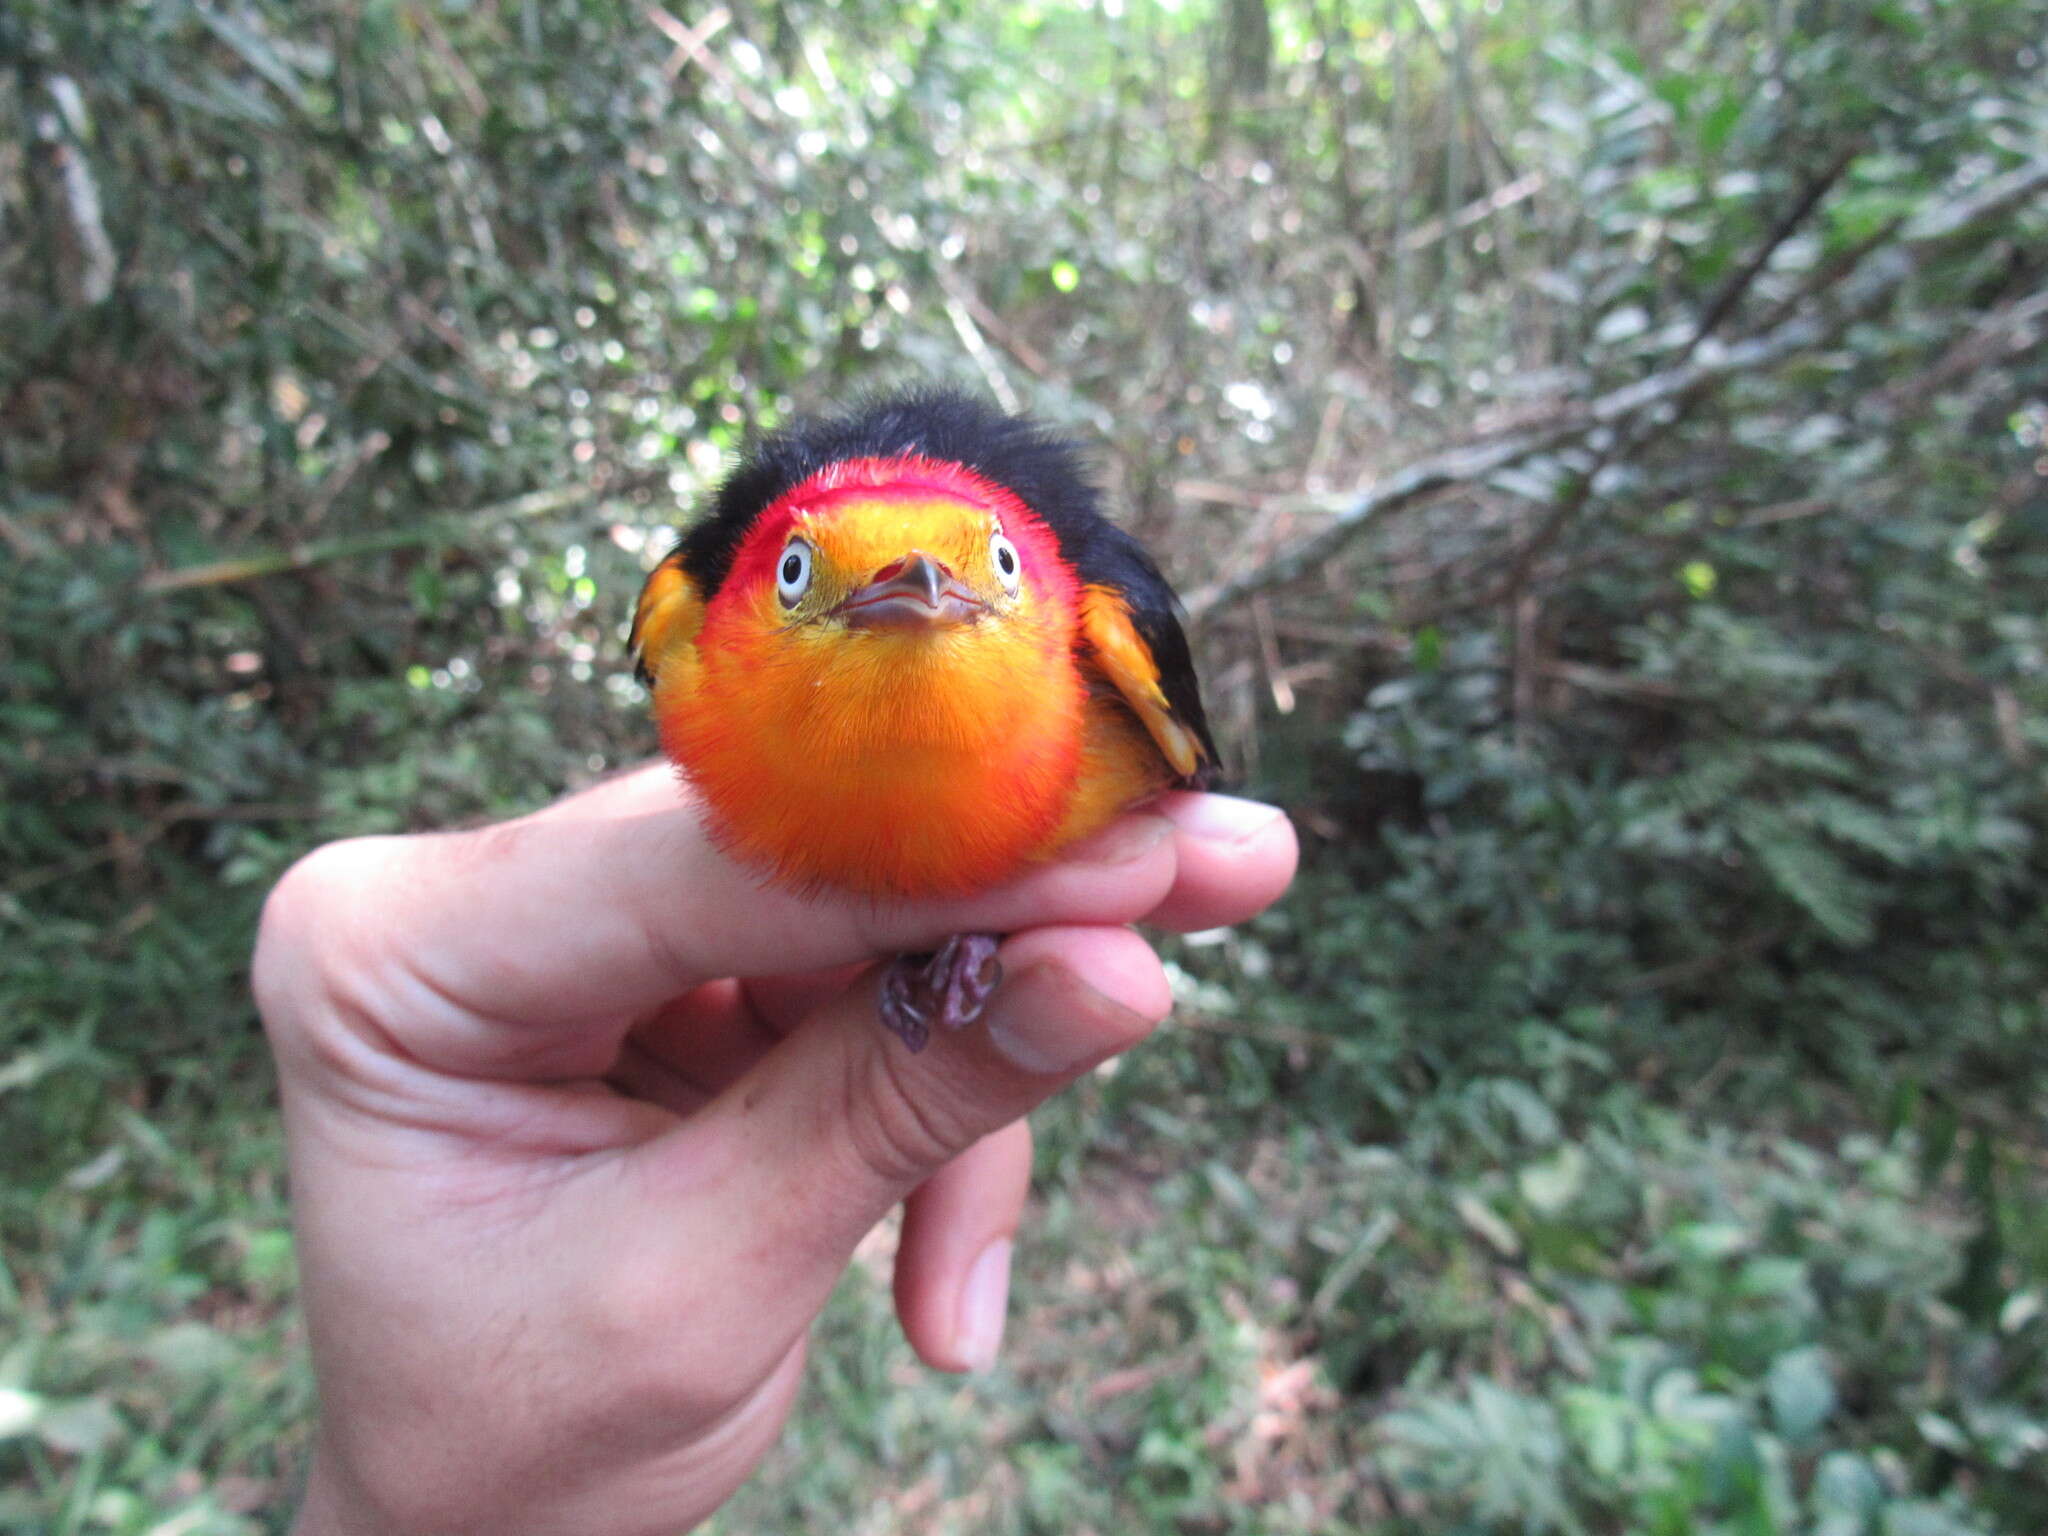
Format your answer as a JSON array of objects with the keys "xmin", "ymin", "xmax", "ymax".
[{"xmin": 631, "ymin": 391, "xmax": 1215, "ymax": 905}]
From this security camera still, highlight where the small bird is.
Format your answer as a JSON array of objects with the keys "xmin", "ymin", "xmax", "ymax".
[{"xmin": 631, "ymin": 388, "xmax": 1216, "ymax": 1049}]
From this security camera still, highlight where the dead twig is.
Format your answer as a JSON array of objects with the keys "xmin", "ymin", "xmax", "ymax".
[
  {"xmin": 1672, "ymin": 143, "xmax": 1860, "ymax": 368},
  {"xmin": 1537, "ymin": 660, "xmax": 1687, "ymax": 702},
  {"xmin": 136, "ymin": 477, "xmax": 652, "ymax": 595},
  {"xmin": 28, "ymin": 75, "xmax": 116, "ymax": 308},
  {"xmin": 1868, "ymin": 285, "xmax": 2048, "ymax": 420},
  {"xmin": 1182, "ymin": 154, "xmax": 2048, "ymax": 624},
  {"xmin": 1395, "ymin": 0, "xmax": 1520, "ymax": 185},
  {"xmin": 934, "ymin": 266, "xmax": 1054, "ymax": 379},
  {"xmin": 940, "ymin": 289, "xmax": 1023, "ymax": 414},
  {"xmin": 644, "ymin": 5, "xmax": 773, "ymax": 121},
  {"xmin": 1618, "ymin": 929, "xmax": 1786, "ymax": 996},
  {"xmin": 1251, "ymin": 597, "xmax": 1294, "ymax": 714},
  {"xmin": 302, "ymin": 429, "xmax": 392, "ymax": 527},
  {"xmin": 1397, "ymin": 172, "xmax": 1544, "ymax": 254}
]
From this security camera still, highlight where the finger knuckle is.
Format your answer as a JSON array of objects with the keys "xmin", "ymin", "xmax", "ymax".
[
  {"xmin": 254, "ymin": 841, "xmax": 373, "ymax": 998},
  {"xmin": 839, "ymin": 1036, "xmax": 981, "ymax": 1189},
  {"xmin": 251, "ymin": 837, "xmax": 412, "ymax": 1071}
]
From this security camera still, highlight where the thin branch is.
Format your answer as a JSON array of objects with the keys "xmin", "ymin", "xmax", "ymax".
[
  {"xmin": 1671, "ymin": 143, "xmax": 1859, "ymax": 368},
  {"xmin": 1395, "ymin": 0, "xmax": 1519, "ymax": 184},
  {"xmin": 1184, "ymin": 319, "xmax": 1820, "ymax": 620},
  {"xmin": 1868, "ymin": 285, "xmax": 2048, "ymax": 419},
  {"xmin": 136, "ymin": 478, "xmax": 652, "ymax": 596},
  {"xmin": 1617, "ymin": 929, "xmax": 1785, "ymax": 996},
  {"xmin": 29, "ymin": 75, "xmax": 116, "ymax": 308},
  {"xmin": 644, "ymin": 5, "xmax": 771, "ymax": 120},
  {"xmin": 934, "ymin": 266, "xmax": 1054, "ymax": 378},
  {"xmin": 1537, "ymin": 660, "xmax": 1687, "ymax": 702},
  {"xmin": 303, "ymin": 429, "xmax": 392, "ymax": 527},
  {"xmin": 1900, "ymin": 155, "xmax": 2048, "ymax": 245},
  {"xmin": 1183, "ymin": 154, "xmax": 2048, "ymax": 624},
  {"xmin": 1398, "ymin": 171, "xmax": 1544, "ymax": 253},
  {"xmin": 941, "ymin": 289, "xmax": 1023, "ymax": 414}
]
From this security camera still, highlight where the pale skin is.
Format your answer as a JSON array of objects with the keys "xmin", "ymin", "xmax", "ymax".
[{"xmin": 254, "ymin": 763, "xmax": 1297, "ymax": 1535}]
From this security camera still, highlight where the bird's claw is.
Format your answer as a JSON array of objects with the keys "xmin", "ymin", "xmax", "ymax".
[{"xmin": 878, "ymin": 934, "xmax": 1003, "ymax": 1052}]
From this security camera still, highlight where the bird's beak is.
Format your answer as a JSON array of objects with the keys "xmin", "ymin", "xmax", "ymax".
[{"xmin": 837, "ymin": 552, "xmax": 987, "ymax": 630}]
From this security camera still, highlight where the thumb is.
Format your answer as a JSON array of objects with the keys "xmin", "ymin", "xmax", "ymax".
[{"xmin": 651, "ymin": 926, "xmax": 1167, "ymax": 1351}]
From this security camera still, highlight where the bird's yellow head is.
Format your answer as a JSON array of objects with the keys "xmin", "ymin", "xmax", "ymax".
[{"xmin": 713, "ymin": 455, "xmax": 1079, "ymax": 651}]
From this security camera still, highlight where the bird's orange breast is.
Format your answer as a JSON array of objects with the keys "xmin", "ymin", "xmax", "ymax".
[{"xmin": 657, "ymin": 588, "xmax": 1111, "ymax": 899}]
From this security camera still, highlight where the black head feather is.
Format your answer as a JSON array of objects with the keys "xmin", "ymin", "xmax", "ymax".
[{"xmin": 670, "ymin": 387, "xmax": 1104, "ymax": 600}]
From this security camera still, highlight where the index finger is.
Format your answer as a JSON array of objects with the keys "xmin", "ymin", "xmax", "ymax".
[{"xmin": 263, "ymin": 764, "xmax": 1294, "ymax": 1073}]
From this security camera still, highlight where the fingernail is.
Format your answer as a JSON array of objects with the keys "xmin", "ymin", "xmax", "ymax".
[
  {"xmin": 1160, "ymin": 793, "xmax": 1285, "ymax": 844},
  {"xmin": 1061, "ymin": 813, "xmax": 1173, "ymax": 867},
  {"xmin": 956, "ymin": 1238, "xmax": 1012, "ymax": 1373},
  {"xmin": 982, "ymin": 961, "xmax": 1155, "ymax": 1076}
]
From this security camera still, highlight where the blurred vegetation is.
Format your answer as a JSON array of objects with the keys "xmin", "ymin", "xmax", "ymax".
[{"xmin": 4, "ymin": 0, "xmax": 2046, "ymax": 1531}]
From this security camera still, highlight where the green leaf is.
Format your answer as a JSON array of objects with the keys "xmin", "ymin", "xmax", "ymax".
[
  {"xmin": 1454, "ymin": 1192, "xmax": 1522, "ymax": 1257},
  {"xmin": 1518, "ymin": 1145, "xmax": 1587, "ymax": 1215},
  {"xmin": 0, "ymin": 1388, "xmax": 42, "ymax": 1440},
  {"xmin": 36, "ymin": 1396, "xmax": 124, "ymax": 1456},
  {"xmin": 1811, "ymin": 1450, "xmax": 1882, "ymax": 1518},
  {"xmin": 1765, "ymin": 1346, "xmax": 1835, "ymax": 1440},
  {"xmin": 1736, "ymin": 810, "xmax": 1876, "ymax": 945},
  {"xmin": 1669, "ymin": 1222, "xmax": 1751, "ymax": 1262},
  {"xmin": 1696, "ymin": 93, "xmax": 1744, "ymax": 157},
  {"xmin": 196, "ymin": 7, "xmax": 314, "ymax": 114},
  {"xmin": 1562, "ymin": 1388, "xmax": 1632, "ymax": 1481}
]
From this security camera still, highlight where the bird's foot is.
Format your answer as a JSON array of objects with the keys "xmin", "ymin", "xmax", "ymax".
[{"xmin": 878, "ymin": 934, "xmax": 1003, "ymax": 1053}]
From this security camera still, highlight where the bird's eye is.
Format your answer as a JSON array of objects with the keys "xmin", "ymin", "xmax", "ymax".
[
  {"xmin": 776, "ymin": 539, "xmax": 813, "ymax": 606},
  {"xmin": 990, "ymin": 531, "xmax": 1021, "ymax": 593}
]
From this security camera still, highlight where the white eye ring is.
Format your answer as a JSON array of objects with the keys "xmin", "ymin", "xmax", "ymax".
[
  {"xmin": 990, "ymin": 531, "xmax": 1022, "ymax": 593},
  {"xmin": 776, "ymin": 539, "xmax": 813, "ymax": 606}
]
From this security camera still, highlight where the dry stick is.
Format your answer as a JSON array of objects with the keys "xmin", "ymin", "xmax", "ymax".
[
  {"xmin": 1537, "ymin": 660, "xmax": 1687, "ymax": 702},
  {"xmin": 302, "ymin": 429, "xmax": 393, "ymax": 527},
  {"xmin": 935, "ymin": 268, "xmax": 1055, "ymax": 379},
  {"xmin": 1183, "ymin": 154, "xmax": 2048, "ymax": 625},
  {"xmin": 1466, "ymin": 307, "xmax": 1738, "ymax": 629},
  {"xmin": 1386, "ymin": 0, "xmax": 1411, "ymax": 352},
  {"xmin": 30, "ymin": 75, "xmax": 118, "ymax": 308},
  {"xmin": 3, "ymin": 802, "xmax": 318, "ymax": 901},
  {"xmin": 413, "ymin": 7, "xmax": 491, "ymax": 119},
  {"xmin": 1398, "ymin": 172, "xmax": 1544, "ymax": 253},
  {"xmin": 645, "ymin": 5, "xmax": 760, "ymax": 113},
  {"xmin": 5, "ymin": 827, "xmax": 167, "ymax": 902},
  {"xmin": 1903, "ymin": 155, "xmax": 2048, "ymax": 243},
  {"xmin": 1669, "ymin": 143, "xmax": 1861, "ymax": 370},
  {"xmin": 136, "ymin": 480, "xmax": 644, "ymax": 596},
  {"xmin": 1868, "ymin": 284, "xmax": 2048, "ymax": 419},
  {"xmin": 941, "ymin": 289, "xmax": 1024, "ymax": 414},
  {"xmin": 0, "ymin": 510, "xmax": 39, "ymax": 559},
  {"xmin": 1395, "ymin": 0, "xmax": 1519, "ymax": 184},
  {"xmin": 1618, "ymin": 929, "xmax": 1785, "ymax": 997}
]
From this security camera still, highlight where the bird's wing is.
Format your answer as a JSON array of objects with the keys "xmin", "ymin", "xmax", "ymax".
[
  {"xmin": 629, "ymin": 549, "xmax": 706, "ymax": 686},
  {"xmin": 1076, "ymin": 581, "xmax": 1218, "ymax": 787}
]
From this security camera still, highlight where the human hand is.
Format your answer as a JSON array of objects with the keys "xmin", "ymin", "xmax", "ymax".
[{"xmin": 253, "ymin": 764, "xmax": 1296, "ymax": 1535}]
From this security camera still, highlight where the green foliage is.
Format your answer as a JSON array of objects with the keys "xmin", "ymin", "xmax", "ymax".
[
  {"xmin": 708, "ymin": 1090, "xmax": 2045, "ymax": 1534},
  {"xmin": 5, "ymin": 0, "xmax": 2048, "ymax": 1531}
]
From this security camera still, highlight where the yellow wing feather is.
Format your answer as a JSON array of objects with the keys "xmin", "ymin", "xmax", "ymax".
[
  {"xmin": 1076, "ymin": 583, "xmax": 1207, "ymax": 781},
  {"xmin": 629, "ymin": 554, "xmax": 705, "ymax": 685}
]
